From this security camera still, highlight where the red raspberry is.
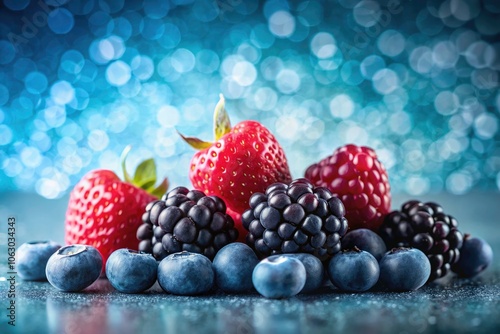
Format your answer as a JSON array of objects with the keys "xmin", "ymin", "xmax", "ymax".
[{"xmin": 305, "ymin": 144, "xmax": 391, "ymax": 231}]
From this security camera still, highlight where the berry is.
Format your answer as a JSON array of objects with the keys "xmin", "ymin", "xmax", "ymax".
[
  {"xmin": 341, "ymin": 228, "xmax": 387, "ymax": 261},
  {"xmin": 157, "ymin": 251, "xmax": 214, "ymax": 296},
  {"xmin": 452, "ymin": 235, "xmax": 493, "ymax": 278},
  {"xmin": 212, "ymin": 242, "xmax": 259, "ymax": 293},
  {"xmin": 16, "ymin": 241, "xmax": 61, "ymax": 281},
  {"xmin": 268, "ymin": 253, "xmax": 324, "ymax": 293},
  {"xmin": 105, "ymin": 249, "xmax": 158, "ymax": 294},
  {"xmin": 327, "ymin": 248, "xmax": 380, "ymax": 292},
  {"xmin": 179, "ymin": 95, "xmax": 292, "ymax": 238},
  {"xmin": 46, "ymin": 245, "xmax": 103, "ymax": 292},
  {"xmin": 252, "ymin": 255, "xmax": 306, "ymax": 299},
  {"xmin": 137, "ymin": 187, "xmax": 238, "ymax": 261},
  {"xmin": 379, "ymin": 248, "xmax": 430, "ymax": 291},
  {"xmin": 379, "ymin": 200, "xmax": 464, "ymax": 281},
  {"xmin": 243, "ymin": 178, "xmax": 348, "ymax": 260},
  {"xmin": 305, "ymin": 144, "xmax": 391, "ymax": 231},
  {"xmin": 65, "ymin": 146, "xmax": 168, "ymax": 271}
]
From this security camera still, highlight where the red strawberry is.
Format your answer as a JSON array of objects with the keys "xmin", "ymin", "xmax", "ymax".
[
  {"xmin": 305, "ymin": 144, "xmax": 391, "ymax": 231},
  {"xmin": 65, "ymin": 147, "xmax": 168, "ymax": 270},
  {"xmin": 179, "ymin": 95, "xmax": 292, "ymax": 239}
]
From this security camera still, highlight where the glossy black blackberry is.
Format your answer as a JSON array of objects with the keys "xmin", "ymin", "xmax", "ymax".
[
  {"xmin": 379, "ymin": 200, "xmax": 464, "ymax": 281},
  {"xmin": 137, "ymin": 186, "xmax": 238, "ymax": 260},
  {"xmin": 242, "ymin": 178, "xmax": 348, "ymax": 260}
]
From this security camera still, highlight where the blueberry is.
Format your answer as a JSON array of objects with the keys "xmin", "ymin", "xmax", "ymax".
[
  {"xmin": 46, "ymin": 245, "xmax": 102, "ymax": 292},
  {"xmin": 269, "ymin": 253, "xmax": 324, "ymax": 293},
  {"xmin": 452, "ymin": 236, "xmax": 493, "ymax": 278},
  {"xmin": 213, "ymin": 243, "xmax": 259, "ymax": 293},
  {"xmin": 17, "ymin": 241, "xmax": 61, "ymax": 281},
  {"xmin": 341, "ymin": 229, "xmax": 387, "ymax": 261},
  {"xmin": 252, "ymin": 256, "xmax": 306, "ymax": 299},
  {"xmin": 379, "ymin": 247, "xmax": 431, "ymax": 291},
  {"xmin": 327, "ymin": 249, "xmax": 379, "ymax": 292},
  {"xmin": 157, "ymin": 251, "xmax": 214, "ymax": 295},
  {"xmin": 106, "ymin": 249, "xmax": 158, "ymax": 294}
]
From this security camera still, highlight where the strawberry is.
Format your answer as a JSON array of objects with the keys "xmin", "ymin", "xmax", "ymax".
[
  {"xmin": 64, "ymin": 146, "xmax": 168, "ymax": 270},
  {"xmin": 179, "ymin": 95, "xmax": 292, "ymax": 239}
]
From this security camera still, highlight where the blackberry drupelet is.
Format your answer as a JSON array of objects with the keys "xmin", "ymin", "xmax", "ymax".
[
  {"xmin": 242, "ymin": 178, "xmax": 348, "ymax": 260},
  {"xmin": 137, "ymin": 186, "xmax": 238, "ymax": 260},
  {"xmin": 379, "ymin": 200, "xmax": 464, "ymax": 281}
]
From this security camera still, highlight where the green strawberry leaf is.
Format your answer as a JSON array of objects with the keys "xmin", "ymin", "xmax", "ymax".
[
  {"xmin": 177, "ymin": 130, "xmax": 213, "ymax": 150},
  {"xmin": 213, "ymin": 94, "xmax": 231, "ymax": 141},
  {"xmin": 149, "ymin": 177, "xmax": 169, "ymax": 198},
  {"xmin": 133, "ymin": 158, "xmax": 157, "ymax": 189}
]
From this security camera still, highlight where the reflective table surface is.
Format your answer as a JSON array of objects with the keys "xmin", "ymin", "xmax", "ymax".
[{"xmin": 1, "ymin": 192, "xmax": 499, "ymax": 334}]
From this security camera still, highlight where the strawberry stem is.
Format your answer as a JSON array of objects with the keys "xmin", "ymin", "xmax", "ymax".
[{"xmin": 120, "ymin": 146, "xmax": 169, "ymax": 198}]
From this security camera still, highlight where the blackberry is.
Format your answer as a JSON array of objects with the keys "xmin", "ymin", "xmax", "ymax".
[
  {"xmin": 242, "ymin": 178, "xmax": 348, "ymax": 260},
  {"xmin": 379, "ymin": 200, "xmax": 464, "ymax": 281},
  {"xmin": 137, "ymin": 186, "xmax": 238, "ymax": 260}
]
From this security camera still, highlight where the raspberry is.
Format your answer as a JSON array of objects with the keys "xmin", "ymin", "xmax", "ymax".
[
  {"xmin": 137, "ymin": 187, "xmax": 238, "ymax": 261},
  {"xmin": 379, "ymin": 200, "xmax": 464, "ymax": 281},
  {"xmin": 305, "ymin": 144, "xmax": 391, "ymax": 231},
  {"xmin": 242, "ymin": 178, "xmax": 348, "ymax": 260}
]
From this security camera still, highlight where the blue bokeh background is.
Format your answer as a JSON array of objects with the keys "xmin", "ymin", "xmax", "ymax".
[{"xmin": 0, "ymin": 0, "xmax": 499, "ymax": 199}]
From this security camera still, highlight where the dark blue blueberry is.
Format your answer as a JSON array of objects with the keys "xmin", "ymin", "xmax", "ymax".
[
  {"xmin": 158, "ymin": 206, "xmax": 184, "ymax": 233},
  {"xmin": 106, "ymin": 249, "xmax": 158, "ymax": 294},
  {"xmin": 157, "ymin": 252, "xmax": 214, "ymax": 295},
  {"xmin": 452, "ymin": 236, "xmax": 493, "ymax": 278},
  {"xmin": 46, "ymin": 245, "xmax": 102, "ymax": 292},
  {"xmin": 260, "ymin": 206, "xmax": 281, "ymax": 229},
  {"xmin": 269, "ymin": 193, "xmax": 291, "ymax": 210},
  {"xmin": 273, "ymin": 253, "xmax": 324, "ymax": 293},
  {"xmin": 188, "ymin": 205, "xmax": 212, "ymax": 228},
  {"xmin": 379, "ymin": 248, "xmax": 430, "ymax": 291},
  {"xmin": 249, "ymin": 192, "xmax": 268, "ymax": 209},
  {"xmin": 17, "ymin": 241, "xmax": 61, "ymax": 281},
  {"xmin": 213, "ymin": 243, "xmax": 259, "ymax": 293},
  {"xmin": 252, "ymin": 255, "xmax": 306, "ymax": 298},
  {"xmin": 327, "ymin": 249, "xmax": 379, "ymax": 292},
  {"xmin": 302, "ymin": 215, "xmax": 322, "ymax": 235},
  {"xmin": 327, "ymin": 197, "xmax": 345, "ymax": 218},
  {"xmin": 341, "ymin": 229, "xmax": 387, "ymax": 261},
  {"xmin": 283, "ymin": 203, "xmax": 305, "ymax": 225}
]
